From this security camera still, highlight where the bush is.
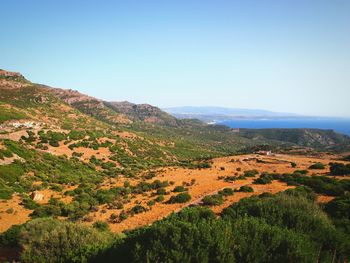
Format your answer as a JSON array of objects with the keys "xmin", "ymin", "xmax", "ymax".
[
  {"xmin": 0, "ymin": 224, "xmax": 22, "ymax": 246},
  {"xmin": 197, "ymin": 162, "xmax": 212, "ymax": 169},
  {"xmin": 168, "ymin": 193, "xmax": 192, "ymax": 204},
  {"xmin": 130, "ymin": 205, "xmax": 147, "ymax": 215},
  {"xmin": 291, "ymin": 162, "xmax": 297, "ymax": 168},
  {"xmin": 156, "ymin": 188, "xmax": 167, "ymax": 195},
  {"xmin": 221, "ymin": 192, "xmax": 344, "ymax": 257},
  {"xmin": 330, "ymin": 162, "xmax": 350, "ymax": 176},
  {"xmin": 119, "ymin": 212, "xmax": 128, "ymax": 221},
  {"xmin": 202, "ymin": 194, "xmax": 223, "ymax": 206},
  {"xmin": 244, "ymin": 169, "xmax": 259, "ymax": 177},
  {"xmin": 49, "ymin": 140, "xmax": 59, "ymax": 147},
  {"xmin": 155, "ymin": 195, "xmax": 165, "ymax": 202},
  {"xmin": 147, "ymin": 200, "xmax": 155, "ymax": 206},
  {"xmin": 0, "ymin": 187, "xmax": 13, "ymax": 200},
  {"xmin": 21, "ymin": 197, "xmax": 39, "ymax": 210},
  {"xmin": 294, "ymin": 170, "xmax": 308, "ymax": 175},
  {"xmin": 224, "ymin": 176, "xmax": 236, "ymax": 182},
  {"xmin": 309, "ymin": 162, "xmax": 325, "ymax": 169},
  {"xmin": 218, "ymin": 188, "xmax": 234, "ymax": 196},
  {"xmin": 31, "ymin": 204, "xmax": 61, "ymax": 218},
  {"xmin": 324, "ymin": 194, "xmax": 350, "ymax": 219},
  {"xmin": 173, "ymin": 185, "xmax": 186, "ymax": 192},
  {"xmin": 18, "ymin": 218, "xmax": 114, "ymax": 263},
  {"xmin": 93, "ymin": 221, "xmax": 110, "ymax": 232},
  {"xmin": 277, "ymin": 173, "xmax": 350, "ymax": 196},
  {"xmin": 253, "ymin": 173, "xmax": 273, "ymax": 185},
  {"xmin": 236, "ymin": 186, "xmax": 254, "ymax": 192}
]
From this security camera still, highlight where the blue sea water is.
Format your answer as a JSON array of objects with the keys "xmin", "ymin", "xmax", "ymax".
[{"xmin": 218, "ymin": 118, "xmax": 350, "ymax": 136}]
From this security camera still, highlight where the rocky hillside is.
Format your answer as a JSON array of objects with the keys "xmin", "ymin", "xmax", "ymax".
[
  {"xmin": 239, "ymin": 128, "xmax": 350, "ymax": 152},
  {"xmin": 107, "ymin": 101, "xmax": 178, "ymax": 126},
  {"xmin": 1, "ymin": 68, "xmax": 349, "ymax": 154},
  {"xmin": 51, "ymin": 87, "xmax": 131, "ymax": 125}
]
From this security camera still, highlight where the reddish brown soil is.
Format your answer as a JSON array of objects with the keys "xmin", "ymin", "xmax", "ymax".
[
  {"xmin": 83, "ymin": 153, "xmax": 340, "ymax": 233},
  {"xmin": 0, "ymin": 153, "xmax": 344, "ymax": 234},
  {"xmin": 0, "ymin": 195, "xmax": 32, "ymax": 233}
]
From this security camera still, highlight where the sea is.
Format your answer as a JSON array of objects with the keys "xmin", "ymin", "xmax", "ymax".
[{"xmin": 217, "ymin": 118, "xmax": 350, "ymax": 136}]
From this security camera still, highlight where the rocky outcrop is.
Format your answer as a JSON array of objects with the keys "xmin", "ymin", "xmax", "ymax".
[{"xmin": 107, "ymin": 101, "xmax": 179, "ymax": 126}]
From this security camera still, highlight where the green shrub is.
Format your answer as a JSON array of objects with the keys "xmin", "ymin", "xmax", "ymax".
[
  {"xmin": 173, "ymin": 185, "xmax": 186, "ymax": 192},
  {"xmin": 130, "ymin": 205, "xmax": 147, "ymax": 214},
  {"xmin": 156, "ymin": 188, "xmax": 167, "ymax": 195},
  {"xmin": 196, "ymin": 162, "xmax": 212, "ymax": 169},
  {"xmin": 119, "ymin": 212, "xmax": 128, "ymax": 221},
  {"xmin": 236, "ymin": 186, "xmax": 254, "ymax": 192},
  {"xmin": 218, "ymin": 188, "xmax": 234, "ymax": 196},
  {"xmin": 253, "ymin": 173, "xmax": 273, "ymax": 185},
  {"xmin": 330, "ymin": 162, "xmax": 350, "ymax": 176},
  {"xmin": 294, "ymin": 169, "xmax": 308, "ymax": 175},
  {"xmin": 49, "ymin": 140, "xmax": 59, "ymax": 147},
  {"xmin": 93, "ymin": 221, "xmax": 110, "ymax": 232},
  {"xmin": 202, "ymin": 194, "xmax": 223, "ymax": 206},
  {"xmin": 244, "ymin": 169, "xmax": 259, "ymax": 177},
  {"xmin": 0, "ymin": 224, "xmax": 22, "ymax": 246},
  {"xmin": 31, "ymin": 204, "xmax": 61, "ymax": 218},
  {"xmin": 0, "ymin": 187, "xmax": 13, "ymax": 200},
  {"xmin": 276, "ymin": 173, "xmax": 350, "ymax": 196},
  {"xmin": 50, "ymin": 184, "xmax": 63, "ymax": 192},
  {"xmin": 147, "ymin": 200, "xmax": 155, "ymax": 206},
  {"xmin": 224, "ymin": 176, "xmax": 236, "ymax": 182},
  {"xmin": 155, "ymin": 195, "xmax": 165, "ymax": 202},
  {"xmin": 222, "ymin": 192, "xmax": 341, "ymax": 259},
  {"xmin": 309, "ymin": 162, "xmax": 325, "ymax": 169},
  {"xmin": 19, "ymin": 218, "xmax": 114, "ymax": 263},
  {"xmin": 168, "ymin": 193, "xmax": 192, "ymax": 204},
  {"xmin": 22, "ymin": 197, "xmax": 39, "ymax": 210},
  {"xmin": 324, "ymin": 194, "xmax": 350, "ymax": 219}
]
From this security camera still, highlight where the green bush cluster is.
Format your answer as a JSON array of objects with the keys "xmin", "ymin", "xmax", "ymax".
[
  {"xmin": 273, "ymin": 172, "xmax": 350, "ymax": 196},
  {"xmin": 218, "ymin": 187, "xmax": 234, "ymax": 196},
  {"xmin": 173, "ymin": 185, "xmax": 186, "ymax": 192},
  {"xmin": 92, "ymin": 189, "xmax": 350, "ymax": 262},
  {"xmin": 236, "ymin": 185, "xmax": 254, "ymax": 192},
  {"xmin": 330, "ymin": 162, "xmax": 350, "ymax": 176},
  {"xmin": 253, "ymin": 173, "xmax": 274, "ymax": 184},
  {"xmin": 202, "ymin": 194, "xmax": 223, "ymax": 206},
  {"xmin": 1, "ymin": 218, "xmax": 115, "ymax": 263},
  {"xmin": 168, "ymin": 193, "xmax": 192, "ymax": 203},
  {"xmin": 244, "ymin": 169, "xmax": 259, "ymax": 177},
  {"xmin": 309, "ymin": 162, "xmax": 326, "ymax": 169}
]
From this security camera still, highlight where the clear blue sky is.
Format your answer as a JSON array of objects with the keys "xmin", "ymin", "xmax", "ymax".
[{"xmin": 1, "ymin": 0, "xmax": 349, "ymax": 117}]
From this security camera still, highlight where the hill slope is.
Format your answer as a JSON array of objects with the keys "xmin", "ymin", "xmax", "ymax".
[
  {"xmin": 238, "ymin": 128, "xmax": 350, "ymax": 151},
  {"xmin": 107, "ymin": 101, "xmax": 178, "ymax": 126}
]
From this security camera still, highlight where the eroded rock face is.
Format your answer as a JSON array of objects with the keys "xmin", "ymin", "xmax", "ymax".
[
  {"xmin": 0, "ymin": 69, "xmax": 29, "ymax": 89},
  {"xmin": 52, "ymin": 88, "xmax": 103, "ymax": 106},
  {"xmin": 0, "ymin": 69, "xmax": 25, "ymax": 79},
  {"xmin": 108, "ymin": 101, "xmax": 179, "ymax": 126}
]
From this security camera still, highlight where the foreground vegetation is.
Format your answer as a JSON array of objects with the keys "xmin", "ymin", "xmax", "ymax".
[{"xmin": 1, "ymin": 186, "xmax": 350, "ymax": 262}]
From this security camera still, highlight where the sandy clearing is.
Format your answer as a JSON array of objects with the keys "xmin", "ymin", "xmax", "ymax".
[
  {"xmin": 317, "ymin": 195, "xmax": 335, "ymax": 203},
  {"xmin": 0, "ymin": 195, "xmax": 32, "ymax": 233}
]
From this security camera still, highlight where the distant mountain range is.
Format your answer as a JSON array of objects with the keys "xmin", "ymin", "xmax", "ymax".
[{"xmin": 163, "ymin": 106, "xmax": 301, "ymax": 122}]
